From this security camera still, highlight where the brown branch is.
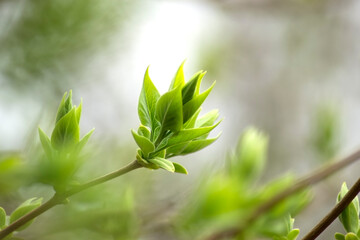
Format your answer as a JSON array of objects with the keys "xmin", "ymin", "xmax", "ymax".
[
  {"xmin": 302, "ymin": 177, "xmax": 360, "ymax": 240},
  {"xmin": 205, "ymin": 148, "xmax": 360, "ymax": 240},
  {"xmin": 0, "ymin": 160, "xmax": 142, "ymax": 239}
]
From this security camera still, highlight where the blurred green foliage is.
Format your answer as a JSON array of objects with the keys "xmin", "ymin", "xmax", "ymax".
[
  {"xmin": 310, "ymin": 103, "xmax": 340, "ymax": 161},
  {"xmin": 175, "ymin": 128, "xmax": 311, "ymax": 240},
  {"xmin": 42, "ymin": 187, "xmax": 139, "ymax": 240},
  {"xmin": 37, "ymin": 91, "xmax": 93, "ymax": 192},
  {"xmin": 0, "ymin": 0, "xmax": 357, "ymax": 239},
  {"xmin": 0, "ymin": 0, "xmax": 133, "ymax": 91},
  {"xmin": 0, "ymin": 155, "xmax": 26, "ymax": 194}
]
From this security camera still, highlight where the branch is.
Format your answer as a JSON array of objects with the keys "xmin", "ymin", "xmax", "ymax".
[
  {"xmin": 205, "ymin": 148, "xmax": 360, "ymax": 240},
  {"xmin": 0, "ymin": 160, "xmax": 142, "ymax": 239},
  {"xmin": 302, "ymin": 177, "xmax": 360, "ymax": 240}
]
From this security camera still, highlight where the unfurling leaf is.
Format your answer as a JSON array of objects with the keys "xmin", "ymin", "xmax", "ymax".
[
  {"xmin": 183, "ymin": 108, "xmax": 202, "ymax": 129},
  {"xmin": 182, "ymin": 71, "xmax": 205, "ymax": 104},
  {"xmin": 55, "ymin": 91, "xmax": 73, "ymax": 123},
  {"xmin": 75, "ymin": 128, "xmax": 94, "ymax": 154},
  {"xmin": 156, "ymin": 87, "xmax": 183, "ymax": 133},
  {"xmin": 166, "ymin": 134, "xmax": 221, "ymax": 157},
  {"xmin": 138, "ymin": 125, "xmax": 151, "ymax": 138},
  {"xmin": 148, "ymin": 157, "xmax": 175, "ymax": 172},
  {"xmin": 38, "ymin": 91, "xmax": 93, "ymax": 190},
  {"xmin": 0, "ymin": 207, "xmax": 6, "ymax": 229},
  {"xmin": 345, "ymin": 233, "xmax": 360, "ymax": 240},
  {"xmin": 182, "ymin": 81, "xmax": 215, "ymax": 123},
  {"xmin": 287, "ymin": 229, "xmax": 300, "ymax": 240},
  {"xmin": 131, "ymin": 129, "xmax": 155, "ymax": 157},
  {"xmin": 51, "ymin": 107, "xmax": 80, "ymax": 150},
  {"xmin": 335, "ymin": 233, "xmax": 346, "ymax": 240},
  {"xmin": 195, "ymin": 109, "xmax": 220, "ymax": 128},
  {"xmin": 173, "ymin": 162, "xmax": 188, "ymax": 174},
  {"xmin": 169, "ymin": 60, "xmax": 186, "ymax": 90},
  {"xmin": 160, "ymin": 122, "xmax": 220, "ymax": 151},
  {"xmin": 138, "ymin": 67, "xmax": 160, "ymax": 130},
  {"xmin": 38, "ymin": 128, "xmax": 53, "ymax": 159},
  {"xmin": 337, "ymin": 182, "xmax": 360, "ymax": 234}
]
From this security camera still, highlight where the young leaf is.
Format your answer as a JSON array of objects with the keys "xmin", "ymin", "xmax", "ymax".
[
  {"xmin": 156, "ymin": 86, "xmax": 183, "ymax": 133},
  {"xmin": 75, "ymin": 99, "xmax": 82, "ymax": 124},
  {"xmin": 0, "ymin": 207, "xmax": 6, "ymax": 229},
  {"xmin": 183, "ymin": 108, "xmax": 202, "ymax": 129},
  {"xmin": 38, "ymin": 128, "xmax": 53, "ymax": 159},
  {"xmin": 148, "ymin": 157, "xmax": 175, "ymax": 172},
  {"xmin": 182, "ymin": 81, "xmax": 215, "ymax": 123},
  {"xmin": 169, "ymin": 61, "xmax": 186, "ymax": 90},
  {"xmin": 345, "ymin": 233, "xmax": 359, "ymax": 240},
  {"xmin": 136, "ymin": 149, "xmax": 158, "ymax": 169},
  {"xmin": 51, "ymin": 107, "xmax": 80, "ymax": 150},
  {"xmin": 338, "ymin": 182, "xmax": 359, "ymax": 233},
  {"xmin": 173, "ymin": 162, "xmax": 188, "ymax": 174},
  {"xmin": 231, "ymin": 127, "xmax": 268, "ymax": 183},
  {"xmin": 287, "ymin": 229, "xmax": 300, "ymax": 240},
  {"xmin": 335, "ymin": 233, "xmax": 346, "ymax": 240},
  {"xmin": 138, "ymin": 67, "xmax": 160, "ymax": 130},
  {"xmin": 131, "ymin": 129, "xmax": 155, "ymax": 157},
  {"xmin": 177, "ymin": 134, "xmax": 221, "ymax": 155},
  {"xmin": 166, "ymin": 134, "xmax": 220, "ymax": 157},
  {"xmin": 182, "ymin": 71, "xmax": 203, "ymax": 104},
  {"xmin": 166, "ymin": 142, "xmax": 190, "ymax": 157},
  {"xmin": 194, "ymin": 71, "xmax": 206, "ymax": 96},
  {"xmin": 75, "ymin": 128, "xmax": 94, "ymax": 154},
  {"xmin": 195, "ymin": 109, "xmax": 220, "ymax": 128},
  {"xmin": 157, "ymin": 123, "xmax": 220, "ymax": 151},
  {"xmin": 10, "ymin": 198, "xmax": 43, "ymax": 231},
  {"xmin": 55, "ymin": 91, "xmax": 73, "ymax": 123},
  {"xmin": 138, "ymin": 125, "xmax": 151, "ymax": 138}
]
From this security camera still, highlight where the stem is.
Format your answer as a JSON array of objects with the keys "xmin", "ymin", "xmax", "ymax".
[
  {"xmin": 205, "ymin": 148, "xmax": 360, "ymax": 240},
  {"xmin": 63, "ymin": 160, "xmax": 141, "ymax": 197},
  {"xmin": 302, "ymin": 177, "xmax": 360, "ymax": 240},
  {"xmin": 0, "ymin": 160, "xmax": 142, "ymax": 239}
]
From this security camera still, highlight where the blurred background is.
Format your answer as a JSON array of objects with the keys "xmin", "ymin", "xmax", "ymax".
[{"xmin": 1, "ymin": 0, "xmax": 360, "ymax": 239}]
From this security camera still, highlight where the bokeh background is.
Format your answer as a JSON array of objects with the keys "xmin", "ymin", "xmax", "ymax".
[{"xmin": 1, "ymin": 0, "xmax": 360, "ymax": 239}]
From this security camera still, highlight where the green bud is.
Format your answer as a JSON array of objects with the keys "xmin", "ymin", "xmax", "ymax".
[
  {"xmin": 345, "ymin": 233, "xmax": 360, "ymax": 240},
  {"xmin": 55, "ymin": 91, "xmax": 74, "ymax": 123},
  {"xmin": 335, "ymin": 233, "xmax": 346, "ymax": 240},
  {"xmin": 230, "ymin": 127, "xmax": 268, "ymax": 183},
  {"xmin": 51, "ymin": 91, "xmax": 83, "ymax": 150},
  {"xmin": 38, "ymin": 91, "xmax": 94, "ymax": 190},
  {"xmin": 337, "ymin": 182, "xmax": 360, "ymax": 234}
]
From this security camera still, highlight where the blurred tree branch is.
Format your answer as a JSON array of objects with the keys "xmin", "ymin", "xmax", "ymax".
[{"xmin": 205, "ymin": 148, "xmax": 360, "ymax": 240}]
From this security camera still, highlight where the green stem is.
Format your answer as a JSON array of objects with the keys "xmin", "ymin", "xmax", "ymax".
[
  {"xmin": 0, "ymin": 160, "xmax": 142, "ymax": 240},
  {"xmin": 205, "ymin": 148, "xmax": 360, "ymax": 240}
]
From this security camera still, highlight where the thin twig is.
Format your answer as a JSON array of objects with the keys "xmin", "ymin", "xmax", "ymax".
[
  {"xmin": 206, "ymin": 148, "xmax": 360, "ymax": 240},
  {"xmin": 0, "ymin": 160, "xmax": 142, "ymax": 239},
  {"xmin": 302, "ymin": 177, "xmax": 360, "ymax": 240}
]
